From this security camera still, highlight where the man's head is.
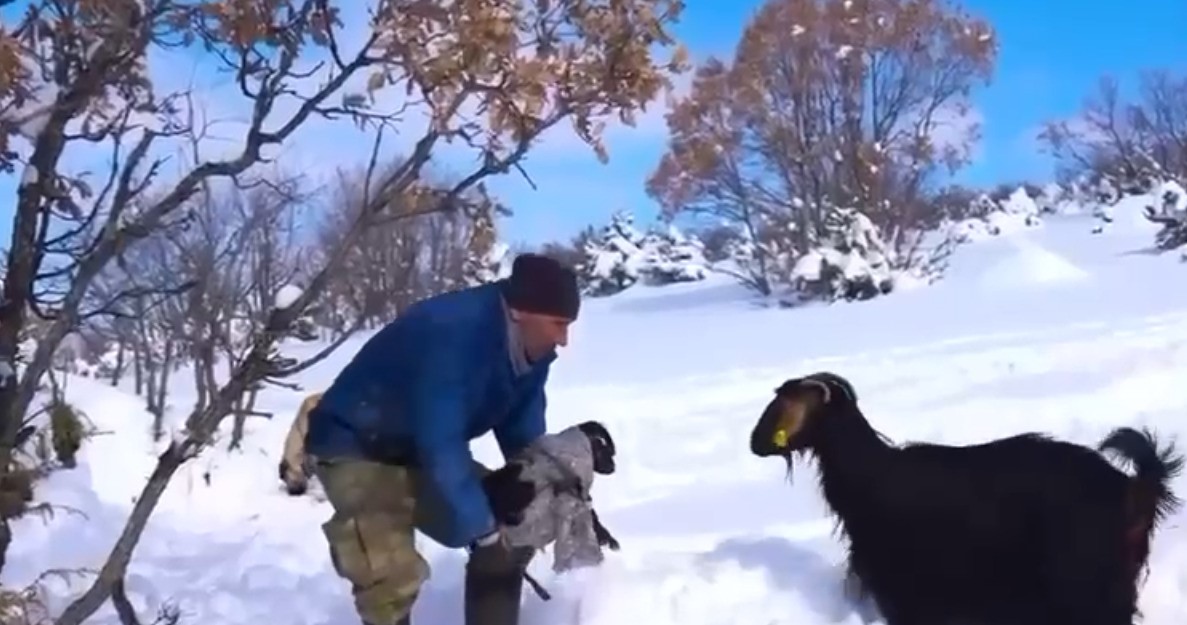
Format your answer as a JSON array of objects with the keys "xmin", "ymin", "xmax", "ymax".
[{"xmin": 502, "ymin": 253, "xmax": 580, "ymax": 361}]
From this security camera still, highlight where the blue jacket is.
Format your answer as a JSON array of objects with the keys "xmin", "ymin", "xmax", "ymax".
[{"xmin": 304, "ymin": 282, "xmax": 554, "ymax": 548}]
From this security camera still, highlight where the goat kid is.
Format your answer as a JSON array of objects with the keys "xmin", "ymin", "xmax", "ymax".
[
  {"xmin": 749, "ymin": 371, "xmax": 1184, "ymax": 625},
  {"xmin": 482, "ymin": 420, "xmax": 620, "ymax": 551}
]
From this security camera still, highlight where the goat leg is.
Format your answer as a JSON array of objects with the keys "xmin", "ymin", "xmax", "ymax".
[{"xmin": 591, "ymin": 508, "xmax": 620, "ymax": 551}]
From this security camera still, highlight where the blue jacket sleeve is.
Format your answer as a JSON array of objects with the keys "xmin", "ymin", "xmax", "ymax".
[
  {"xmin": 406, "ymin": 339, "xmax": 496, "ymax": 549},
  {"xmin": 494, "ymin": 368, "xmax": 549, "ymax": 460}
]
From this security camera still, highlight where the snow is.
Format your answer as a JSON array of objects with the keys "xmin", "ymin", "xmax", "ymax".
[
  {"xmin": 7, "ymin": 193, "xmax": 1187, "ymax": 624},
  {"xmin": 1094, "ymin": 190, "xmax": 1169, "ymax": 234},
  {"xmin": 273, "ymin": 285, "xmax": 304, "ymax": 310},
  {"xmin": 976, "ymin": 237, "xmax": 1090, "ymax": 291}
]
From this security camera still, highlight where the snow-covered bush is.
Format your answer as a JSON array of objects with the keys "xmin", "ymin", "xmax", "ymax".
[
  {"xmin": 637, "ymin": 225, "xmax": 710, "ymax": 285},
  {"xmin": 1142, "ymin": 179, "xmax": 1187, "ymax": 253},
  {"xmin": 577, "ymin": 210, "xmax": 710, "ymax": 296},
  {"xmin": 785, "ymin": 206, "xmax": 896, "ymax": 303},
  {"xmin": 949, "ymin": 186, "xmax": 1042, "ymax": 242},
  {"xmin": 699, "ymin": 200, "xmax": 928, "ymax": 305},
  {"xmin": 1034, "ymin": 182, "xmax": 1081, "ymax": 215}
]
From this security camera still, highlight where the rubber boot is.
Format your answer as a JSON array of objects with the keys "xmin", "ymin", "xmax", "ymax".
[{"xmin": 463, "ymin": 545, "xmax": 534, "ymax": 625}]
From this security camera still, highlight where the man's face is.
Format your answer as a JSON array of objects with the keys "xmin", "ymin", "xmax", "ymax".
[{"xmin": 510, "ymin": 309, "xmax": 574, "ymax": 361}]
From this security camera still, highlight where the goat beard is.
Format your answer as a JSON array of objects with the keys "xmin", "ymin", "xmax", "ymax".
[
  {"xmin": 781, "ymin": 449, "xmax": 802, "ymax": 484},
  {"xmin": 773, "ymin": 450, "xmax": 811, "ymax": 483}
]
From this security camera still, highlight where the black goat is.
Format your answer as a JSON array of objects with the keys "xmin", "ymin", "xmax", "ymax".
[{"xmin": 749, "ymin": 371, "xmax": 1184, "ymax": 625}]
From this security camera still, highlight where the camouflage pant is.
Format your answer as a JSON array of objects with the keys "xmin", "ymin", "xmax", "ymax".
[{"xmin": 316, "ymin": 457, "xmax": 534, "ymax": 625}]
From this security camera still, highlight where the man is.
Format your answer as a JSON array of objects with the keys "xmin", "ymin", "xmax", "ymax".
[
  {"xmin": 278, "ymin": 391, "xmax": 324, "ymax": 496},
  {"xmin": 303, "ymin": 253, "xmax": 580, "ymax": 625}
]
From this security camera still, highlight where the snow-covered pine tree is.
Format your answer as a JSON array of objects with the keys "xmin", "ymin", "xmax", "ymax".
[
  {"xmin": 578, "ymin": 210, "xmax": 647, "ymax": 296},
  {"xmin": 636, "ymin": 223, "xmax": 710, "ymax": 285},
  {"xmin": 577, "ymin": 210, "xmax": 713, "ymax": 296}
]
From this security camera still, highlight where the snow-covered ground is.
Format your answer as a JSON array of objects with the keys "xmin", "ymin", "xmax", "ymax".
[{"xmin": 6, "ymin": 193, "xmax": 1187, "ymax": 624}]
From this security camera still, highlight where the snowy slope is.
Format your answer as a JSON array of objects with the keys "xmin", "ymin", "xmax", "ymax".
[{"xmin": 6, "ymin": 195, "xmax": 1187, "ymax": 625}]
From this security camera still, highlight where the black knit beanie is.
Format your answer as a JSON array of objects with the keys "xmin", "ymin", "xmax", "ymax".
[{"xmin": 501, "ymin": 253, "xmax": 581, "ymax": 320}]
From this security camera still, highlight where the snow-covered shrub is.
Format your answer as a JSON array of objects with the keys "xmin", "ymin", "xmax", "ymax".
[
  {"xmin": 785, "ymin": 206, "xmax": 896, "ymax": 303},
  {"xmin": 696, "ymin": 200, "xmax": 931, "ymax": 304},
  {"xmin": 637, "ymin": 225, "xmax": 710, "ymax": 285},
  {"xmin": 577, "ymin": 210, "xmax": 710, "ymax": 296},
  {"xmin": 1035, "ymin": 182, "xmax": 1081, "ymax": 215},
  {"xmin": 1142, "ymin": 179, "xmax": 1187, "ymax": 253},
  {"xmin": 949, "ymin": 186, "xmax": 1042, "ymax": 242}
]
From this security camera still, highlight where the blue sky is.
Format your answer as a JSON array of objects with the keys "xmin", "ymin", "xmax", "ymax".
[
  {"xmin": 486, "ymin": 0, "xmax": 1187, "ymax": 246},
  {"xmin": 4, "ymin": 0, "xmax": 1187, "ymax": 250}
]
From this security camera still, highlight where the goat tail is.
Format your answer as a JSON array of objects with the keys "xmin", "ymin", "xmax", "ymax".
[{"xmin": 1099, "ymin": 426, "xmax": 1186, "ymax": 527}]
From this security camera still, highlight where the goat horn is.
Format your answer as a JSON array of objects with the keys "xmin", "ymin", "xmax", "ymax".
[{"xmin": 801, "ymin": 378, "xmax": 831, "ymax": 403}]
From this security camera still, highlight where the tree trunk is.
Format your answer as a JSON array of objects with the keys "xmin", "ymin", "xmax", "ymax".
[
  {"xmin": 133, "ymin": 346, "xmax": 143, "ymax": 396},
  {"xmin": 228, "ymin": 412, "xmax": 245, "ymax": 450},
  {"xmin": 144, "ymin": 357, "xmax": 158, "ymax": 417},
  {"xmin": 111, "ymin": 340, "xmax": 126, "ymax": 387},
  {"xmin": 153, "ymin": 341, "xmax": 174, "ymax": 441},
  {"xmin": 192, "ymin": 345, "xmax": 207, "ymax": 411}
]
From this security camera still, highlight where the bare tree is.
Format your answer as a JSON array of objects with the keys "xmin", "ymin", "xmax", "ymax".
[
  {"xmin": 1039, "ymin": 72, "xmax": 1187, "ymax": 197},
  {"xmin": 0, "ymin": 0, "xmax": 689, "ymax": 621},
  {"xmin": 75, "ymin": 171, "xmax": 311, "ymax": 446},
  {"xmin": 73, "ymin": 214, "xmax": 197, "ymax": 438},
  {"xmin": 224, "ymin": 180, "xmax": 310, "ymax": 448},
  {"xmin": 646, "ymin": 0, "xmax": 996, "ymax": 295},
  {"xmin": 310, "ymin": 161, "xmax": 489, "ymax": 330},
  {"xmin": 0, "ymin": 0, "xmax": 365, "ymax": 570}
]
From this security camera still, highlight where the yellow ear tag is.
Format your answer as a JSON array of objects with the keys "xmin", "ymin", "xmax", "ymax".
[{"xmin": 772, "ymin": 429, "xmax": 789, "ymax": 447}]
